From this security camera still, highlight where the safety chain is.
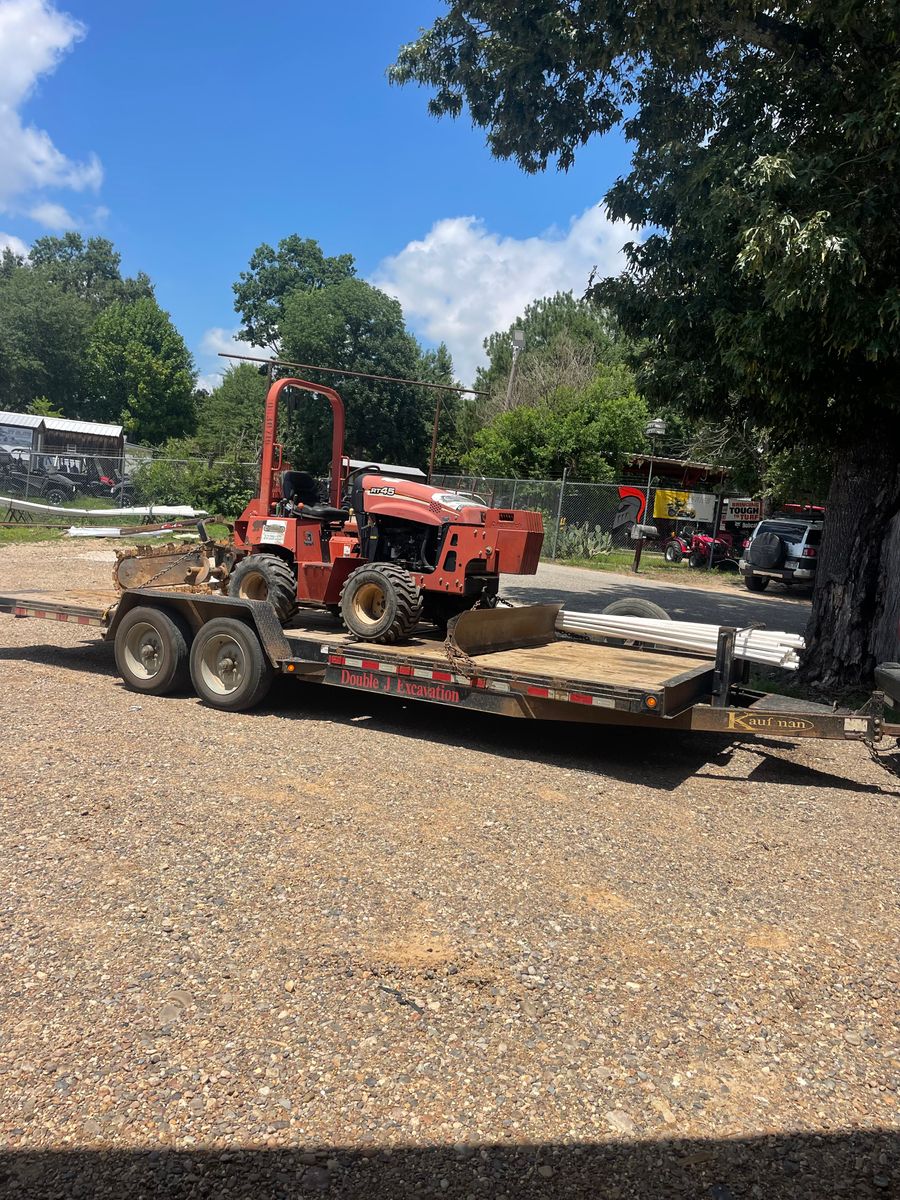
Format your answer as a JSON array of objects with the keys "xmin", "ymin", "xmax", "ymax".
[
  {"xmin": 863, "ymin": 737, "xmax": 900, "ymax": 783},
  {"xmin": 116, "ymin": 543, "xmax": 207, "ymax": 592},
  {"xmin": 443, "ymin": 631, "xmax": 478, "ymax": 678}
]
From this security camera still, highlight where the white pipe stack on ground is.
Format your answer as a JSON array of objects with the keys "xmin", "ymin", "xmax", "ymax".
[{"xmin": 557, "ymin": 611, "xmax": 804, "ymax": 670}]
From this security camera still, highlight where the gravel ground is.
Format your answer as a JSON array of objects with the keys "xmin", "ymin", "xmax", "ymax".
[{"xmin": 0, "ymin": 543, "xmax": 897, "ymax": 1198}]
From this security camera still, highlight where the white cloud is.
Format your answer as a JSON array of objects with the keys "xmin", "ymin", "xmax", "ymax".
[
  {"xmin": 28, "ymin": 199, "xmax": 73, "ymax": 227},
  {"xmin": 0, "ymin": 230, "xmax": 28, "ymax": 256},
  {"xmin": 373, "ymin": 205, "xmax": 632, "ymax": 384},
  {"xmin": 197, "ymin": 326, "xmax": 272, "ymax": 391},
  {"xmin": 0, "ymin": 0, "xmax": 103, "ymax": 213}
]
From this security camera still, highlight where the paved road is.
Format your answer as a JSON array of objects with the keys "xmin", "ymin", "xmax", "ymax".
[{"xmin": 504, "ymin": 562, "xmax": 811, "ymax": 635}]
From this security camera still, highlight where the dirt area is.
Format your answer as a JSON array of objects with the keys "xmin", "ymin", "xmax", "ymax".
[{"xmin": 0, "ymin": 542, "xmax": 897, "ymax": 1198}]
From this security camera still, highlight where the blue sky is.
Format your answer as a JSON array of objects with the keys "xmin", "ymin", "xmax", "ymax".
[{"xmin": 0, "ymin": 0, "xmax": 633, "ymax": 386}]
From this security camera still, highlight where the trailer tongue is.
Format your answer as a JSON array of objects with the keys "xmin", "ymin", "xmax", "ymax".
[{"xmin": 2, "ymin": 587, "xmax": 898, "ymax": 767}]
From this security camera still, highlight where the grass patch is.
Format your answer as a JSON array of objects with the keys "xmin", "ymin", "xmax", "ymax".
[{"xmin": 554, "ymin": 549, "xmax": 744, "ymax": 586}]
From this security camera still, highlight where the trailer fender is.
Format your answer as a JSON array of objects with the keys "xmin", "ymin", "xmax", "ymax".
[{"xmin": 105, "ymin": 590, "xmax": 293, "ymax": 667}]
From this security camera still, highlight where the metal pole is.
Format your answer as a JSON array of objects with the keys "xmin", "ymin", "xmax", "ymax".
[
  {"xmin": 505, "ymin": 343, "xmax": 522, "ymax": 408},
  {"xmin": 633, "ymin": 447, "xmax": 654, "ymax": 573},
  {"xmin": 550, "ymin": 468, "xmax": 567, "ymax": 559},
  {"xmin": 428, "ymin": 391, "xmax": 442, "ymax": 481},
  {"xmin": 644, "ymin": 445, "xmax": 654, "ymax": 525}
]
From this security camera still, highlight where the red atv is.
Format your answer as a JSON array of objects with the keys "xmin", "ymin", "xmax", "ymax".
[{"xmin": 664, "ymin": 523, "xmax": 736, "ymax": 569}]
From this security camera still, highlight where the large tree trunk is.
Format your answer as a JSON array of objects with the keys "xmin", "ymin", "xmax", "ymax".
[{"xmin": 800, "ymin": 441, "xmax": 900, "ymax": 691}]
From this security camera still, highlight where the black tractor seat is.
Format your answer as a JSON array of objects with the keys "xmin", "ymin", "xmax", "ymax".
[
  {"xmin": 296, "ymin": 503, "xmax": 349, "ymax": 523},
  {"xmin": 281, "ymin": 470, "xmax": 348, "ymax": 523}
]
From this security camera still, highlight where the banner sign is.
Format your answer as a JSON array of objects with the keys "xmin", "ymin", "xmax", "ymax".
[
  {"xmin": 652, "ymin": 489, "xmax": 716, "ymax": 522},
  {"xmin": 724, "ymin": 498, "xmax": 763, "ymax": 523}
]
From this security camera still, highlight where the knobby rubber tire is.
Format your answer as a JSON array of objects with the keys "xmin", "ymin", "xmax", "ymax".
[
  {"xmin": 227, "ymin": 554, "xmax": 298, "ymax": 624},
  {"xmin": 340, "ymin": 563, "xmax": 423, "ymax": 644}
]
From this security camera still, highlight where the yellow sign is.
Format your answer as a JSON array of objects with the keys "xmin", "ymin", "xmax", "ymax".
[{"xmin": 653, "ymin": 489, "xmax": 716, "ymax": 521}]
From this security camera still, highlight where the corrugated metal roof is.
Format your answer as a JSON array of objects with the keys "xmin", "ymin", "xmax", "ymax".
[
  {"xmin": 0, "ymin": 410, "xmax": 43, "ymax": 429},
  {"xmin": 0, "ymin": 410, "xmax": 123, "ymax": 438},
  {"xmin": 44, "ymin": 415, "xmax": 123, "ymax": 438}
]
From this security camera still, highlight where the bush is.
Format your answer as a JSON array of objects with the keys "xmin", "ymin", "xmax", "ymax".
[
  {"xmin": 555, "ymin": 522, "xmax": 613, "ymax": 560},
  {"xmin": 132, "ymin": 454, "xmax": 257, "ymax": 517}
]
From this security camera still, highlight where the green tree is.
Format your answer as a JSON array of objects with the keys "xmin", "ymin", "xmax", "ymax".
[
  {"xmin": 29, "ymin": 232, "xmax": 153, "ymax": 309},
  {"xmin": 85, "ymin": 298, "xmax": 196, "ymax": 444},
  {"xmin": 195, "ymin": 363, "xmax": 268, "ymax": 455},
  {"xmin": 233, "ymin": 235, "xmax": 357, "ymax": 351},
  {"xmin": 278, "ymin": 277, "xmax": 433, "ymax": 472},
  {"xmin": 392, "ymin": 2, "xmax": 900, "ymax": 688},
  {"xmin": 464, "ymin": 364, "xmax": 646, "ymax": 480},
  {"xmin": 26, "ymin": 397, "xmax": 65, "ymax": 418},
  {"xmin": 0, "ymin": 261, "xmax": 92, "ymax": 412},
  {"xmin": 476, "ymin": 292, "xmax": 626, "ymax": 405}
]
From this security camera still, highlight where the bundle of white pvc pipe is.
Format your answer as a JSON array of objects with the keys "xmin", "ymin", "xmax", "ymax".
[{"xmin": 557, "ymin": 610, "xmax": 803, "ymax": 670}]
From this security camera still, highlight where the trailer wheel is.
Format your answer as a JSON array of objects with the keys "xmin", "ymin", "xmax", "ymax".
[
  {"xmin": 340, "ymin": 563, "xmax": 423, "ymax": 643},
  {"xmin": 227, "ymin": 554, "xmax": 298, "ymax": 624},
  {"xmin": 115, "ymin": 605, "xmax": 191, "ymax": 696},
  {"xmin": 189, "ymin": 617, "xmax": 273, "ymax": 711}
]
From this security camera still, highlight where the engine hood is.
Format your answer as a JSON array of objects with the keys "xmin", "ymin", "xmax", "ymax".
[{"xmin": 361, "ymin": 476, "xmax": 487, "ymax": 525}]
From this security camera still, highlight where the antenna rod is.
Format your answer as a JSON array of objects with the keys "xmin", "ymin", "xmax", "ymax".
[{"xmin": 218, "ymin": 352, "xmax": 488, "ymax": 397}]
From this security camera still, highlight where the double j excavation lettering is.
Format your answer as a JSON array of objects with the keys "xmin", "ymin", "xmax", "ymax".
[
  {"xmin": 396, "ymin": 677, "xmax": 460, "ymax": 703},
  {"xmin": 340, "ymin": 668, "xmax": 381, "ymax": 690},
  {"xmin": 727, "ymin": 712, "xmax": 816, "ymax": 733},
  {"xmin": 338, "ymin": 668, "xmax": 461, "ymax": 704}
]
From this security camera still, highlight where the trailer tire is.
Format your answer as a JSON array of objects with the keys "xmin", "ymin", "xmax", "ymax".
[
  {"xmin": 340, "ymin": 563, "xmax": 423, "ymax": 643},
  {"xmin": 227, "ymin": 554, "xmax": 297, "ymax": 624},
  {"xmin": 115, "ymin": 605, "xmax": 191, "ymax": 696},
  {"xmin": 189, "ymin": 617, "xmax": 273, "ymax": 711}
]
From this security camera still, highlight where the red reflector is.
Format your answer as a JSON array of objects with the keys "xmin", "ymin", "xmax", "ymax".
[
  {"xmin": 361, "ymin": 658, "xmax": 379, "ymax": 669},
  {"xmin": 329, "ymin": 655, "xmax": 345, "ymax": 666},
  {"xmin": 527, "ymin": 685, "xmax": 549, "ymax": 698},
  {"xmin": 570, "ymin": 692, "xmax": 592, "ymax": 705},
  {"xmin": 432, "ymin": 670, "xmax": 452, "ymax": 682},
  {"xmin": 397, "ymin": 664, "xmax": 413, "ymax": 676},
  {"xmin": 802, "ymin": 547, "xmax": 817, "ymax": 558}
]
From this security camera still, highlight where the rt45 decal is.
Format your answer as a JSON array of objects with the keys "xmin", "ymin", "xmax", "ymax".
[{"xmin": 368, "ymin": 486, "xmax": 395, "ymax": 496}]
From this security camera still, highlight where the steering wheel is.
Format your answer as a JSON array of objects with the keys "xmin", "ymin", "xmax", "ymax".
[{"xmin": 342, "ymin": 464, "xmax": 381, "ymax": 507}]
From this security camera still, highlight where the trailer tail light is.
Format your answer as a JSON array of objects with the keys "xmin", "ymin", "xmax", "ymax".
[
  {"xmin": 742, "ymin": 538, "xmax": 749, "ymax": 549},
  {"xmin": 802, "ymin": 547, "xmax": 817, "ymax": 558}
]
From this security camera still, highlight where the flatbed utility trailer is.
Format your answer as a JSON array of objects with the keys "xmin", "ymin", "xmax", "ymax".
[{"xmin": 2, "ymin": 586, "xmax": 899, "ymax": 756}]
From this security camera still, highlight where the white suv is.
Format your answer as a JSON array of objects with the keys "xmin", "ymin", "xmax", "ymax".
[{"xmin": 740, "ymin": 517, "xmax": 823, "ymax": 592}]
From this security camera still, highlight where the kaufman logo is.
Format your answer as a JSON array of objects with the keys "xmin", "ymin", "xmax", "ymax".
[{"xmin": 727, "ymin": 711, "xmax": 816, "ymax": 733}]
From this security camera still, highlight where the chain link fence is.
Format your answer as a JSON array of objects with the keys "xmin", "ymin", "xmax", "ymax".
[
  {"xmin": 432, "ymin": 472, "xmax": 743, "ymax": 561},
  {"xmin": 0, "ymin": 448, "xmax": 260, "ymax": 514}
]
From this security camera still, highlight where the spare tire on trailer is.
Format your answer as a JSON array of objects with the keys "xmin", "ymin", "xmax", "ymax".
[
  {"xmin": 747, "ymin": 531, "xmax": 786, "ymax": 570},
  {"xmin": 227, "ymin": 553, "xmax": 298, "ymax": 625}
]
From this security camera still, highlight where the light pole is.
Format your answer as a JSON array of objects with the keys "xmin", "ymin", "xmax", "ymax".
[
  {"xmin": 631, "ymin": 417, "xmax": 667, "ymax": 574},
  {"xmin": 504, "ymin": 327, "xmax": 526, "ymax": 408}
]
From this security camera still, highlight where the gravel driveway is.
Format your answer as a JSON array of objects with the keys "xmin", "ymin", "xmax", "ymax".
[{"xmin": 0, "ymin": 543, "xmax": 896, "ymax": 1198}]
